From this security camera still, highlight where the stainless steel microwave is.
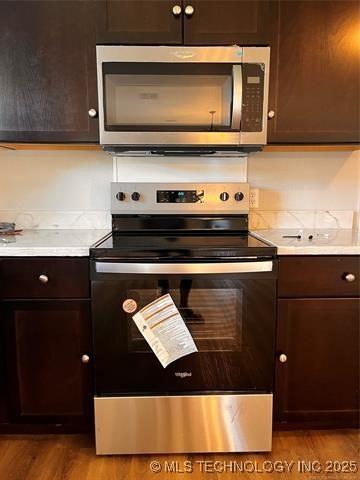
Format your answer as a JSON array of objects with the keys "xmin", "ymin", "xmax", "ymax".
[{"xmin": 96, "ymin": 46, "xmax": 270, "ymax": 154}]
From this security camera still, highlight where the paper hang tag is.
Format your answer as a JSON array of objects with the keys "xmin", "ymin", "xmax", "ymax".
[{"xmin": 132, "ymin": 293, "xmax": 198, "ymax": 368}]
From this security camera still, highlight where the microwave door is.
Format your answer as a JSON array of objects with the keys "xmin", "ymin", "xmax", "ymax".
[{"xmin": 231, "ymin": 65, "xmax": 242, "ymax": 131}]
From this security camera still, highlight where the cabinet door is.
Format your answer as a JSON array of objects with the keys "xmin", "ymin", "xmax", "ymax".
[
  {"xmin": 96, "ymin": 0, "xmax": 183, "ymax": 44},
  {"xmin": 0, "ymin": 1, "xmax": 99, "ymax": 142},
  {"xmin": 268, "ymin": 1, "xmax": 360, "ymax": 143},
  {"xmin": 2, "ymin": 301, "xmax": 92, "ymax": 427},
  {"xmin": 183, "ymin": 0, "xmax": 271, "ymax": 45},
  {"xmin": 0, "ymin": 307, "xmax": 8, "ymax": 424},
  {"xmin": 275, "ymin": 298, "xmax": 360, "ymax": 428}
]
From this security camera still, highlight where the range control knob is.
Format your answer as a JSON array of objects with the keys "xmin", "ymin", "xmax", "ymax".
[
  {"xmin": 220, "ymin": 192, "xmax": 229, "ymax": 202},
  {"xmin": 116, "ymin": 192, "xmax": 126, "ymax": 201},
  {"xmin": 234, "ymin": 192, "xmax": 244, "ymax": 202},
  {"xmin": 131, "ymin": 191, "xmax": 141, "ymax": 202}
]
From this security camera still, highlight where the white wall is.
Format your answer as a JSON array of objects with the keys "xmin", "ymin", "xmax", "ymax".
[
  {"xmin": 113, "ymin": 155, "xmax": 247, "ymax": 182},
  {"xmin": 0, "ymin": 147, "xmax": 359, "ymax": 228},
  {"xmin": 248, "ymin": 150, "xmax": 360, "ymax": 212},
  {"xmin": 0, "ymin": 149, "xmax": 112, "ymax": 211}
]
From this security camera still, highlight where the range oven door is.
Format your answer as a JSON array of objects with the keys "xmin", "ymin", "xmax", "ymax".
[
  {"xmin": 96, "ymin": 45, "xmax": 270, "ymax": 149},
  {"xmin": 91, "ymin": 259, "xmax": 277, "ymax": 396}
]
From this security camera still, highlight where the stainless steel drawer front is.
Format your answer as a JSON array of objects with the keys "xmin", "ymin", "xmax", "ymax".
[
  {"xmin": 95, "ymin": 394, "xmax": 273, "ymax": 454},
  {"xmin": 95, "ymin": 260, "xmax": 273, "ymax": 275}
]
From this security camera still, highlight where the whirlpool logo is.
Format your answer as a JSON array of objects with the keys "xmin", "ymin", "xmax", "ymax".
[{"xmin": 175, "ymin": 372, "xmax": 192, "ymax": 378}]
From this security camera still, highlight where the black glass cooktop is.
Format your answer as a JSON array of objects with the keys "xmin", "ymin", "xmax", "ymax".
[{"xmin": 91, "ymin": 233, "xmax": 276, "ymax": 260}]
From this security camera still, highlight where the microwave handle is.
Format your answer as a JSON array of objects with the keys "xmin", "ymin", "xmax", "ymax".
[{"xmin": 231, "ymin": 65, "xmax": 242, "ymax": 131}]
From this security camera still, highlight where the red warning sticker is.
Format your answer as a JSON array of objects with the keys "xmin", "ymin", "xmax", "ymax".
[{"xmin": 122, "ymin": 299, "xmax": 138, "ymax": 313}]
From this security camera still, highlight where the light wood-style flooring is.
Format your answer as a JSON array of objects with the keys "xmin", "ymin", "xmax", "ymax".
[{"xmin": 0, "ymin": 430, "xmax": 358, "ymax": 480}]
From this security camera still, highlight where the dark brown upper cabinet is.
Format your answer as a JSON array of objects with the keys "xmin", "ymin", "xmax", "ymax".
[
  {"xmin": 96, "ymin": 0, "xmax": 184, "ymax": 44},
  {"xmin": 183, "ymin": 0, "xmax": 271, "ymax": 45},
  {"xmin": 267, "ymin": 0, "xmax": 360, "ymax": 144},
  {"xmin": 96, "ymin": 0, "xmax": 271, "ymax": 46},
  {"xmin": 0, "ymin": 1, "xmax": 99, "ymax": 143}
]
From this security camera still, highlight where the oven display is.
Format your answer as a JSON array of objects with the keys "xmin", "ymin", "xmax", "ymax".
[{"xmin": 157, "ymin": 190, "xmax": 198, "ymax": 203}]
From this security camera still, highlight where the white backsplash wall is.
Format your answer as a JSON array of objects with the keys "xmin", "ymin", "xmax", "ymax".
[
  {"xmin": 0, "ymin": 149, "xmax": 113, "ymax": 228},
  {"xmin": 113, "ymin": 155, "xmax": 247, "ymax": 182},
  {"xmin": 0, "ymin": 147, "xmax": 359, "ymax": 230},
  {"xmin": 248, "ymin": 150, "xmax": 360, "ymax": 229}
]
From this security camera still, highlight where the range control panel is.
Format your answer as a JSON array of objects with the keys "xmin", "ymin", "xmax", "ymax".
[{"xmin": 111, "ymin": 183, "xmax": 250, "ymax": 215}]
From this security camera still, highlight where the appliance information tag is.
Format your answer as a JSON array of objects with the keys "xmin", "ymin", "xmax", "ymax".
[{"xmin": 132, "ymin": 294, "xmax": 198, "ymax": 368}]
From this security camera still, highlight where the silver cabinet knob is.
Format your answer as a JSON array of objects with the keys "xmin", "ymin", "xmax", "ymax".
[
  {"xmin": 185, "ymin": 5, "xmax": 194, "ymax": 16},
  {"xmin": 88, "ymin": 108, "xmax": 97, "ymax": 118},
  {"xmin": 344, "ymin": 273, "xmax": 356, "ymax": 283},
  {"xmin": 268, "ymin": 110, "xmax": 275, "ymax": 119},
  {"xmin": 172, "ymin": 5, "xmax": 182, "ymax": 16},
  {"xmin": 279, "ymin": 353, "xmax": 287, "ymax": 363},
  {"xmin": 81, "ymin": 354, "xmax": 90, "ymax": 364},
  {"xmin": 39, "ymin": 274, "xmax": 49, "ymax": 284}
]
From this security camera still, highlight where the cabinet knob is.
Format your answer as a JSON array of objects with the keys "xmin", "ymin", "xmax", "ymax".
[
  {"xmin": 39, "ymin": 274, "xmax": 49, "ymax": 284},
  {"xmin": 344, "ymin": 273, "xmax": 356, "ymax": 283},
  {"xmin": 268, "ymin": 110, "xmax": 275, "ymax": 119},
  {"xmin": 172, "ymin": 5, "xmax": 182, "ymax": 16},
  {"xmin": 88, "ymin": 108, "xmax": 97, "ymax": 118},
  {"xmin": 185, "ymin": 5, "xmax": 195, "ymax": 16},
  {"xmin": 279, "ymin": 353, "xmax": 287, "ymax": 363},
  {"xmin": 81, "ymin": 354, "xmax": 90, "ymax": 364}
]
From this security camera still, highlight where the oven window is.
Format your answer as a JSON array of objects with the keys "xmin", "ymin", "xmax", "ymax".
[
  {"xmin": 102, "ymin": 63, "xmax": 234, "ymax": 131},
  {"xmin": 127, "ymin": 285, "xmax": 242, "ymax": 353}
]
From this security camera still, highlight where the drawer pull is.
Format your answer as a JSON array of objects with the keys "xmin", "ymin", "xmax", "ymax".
[
  {"xmin": 81, "ymin": 354, "xmax": 90, "ymax": 364},
  {"xmin": 344, "ymin": 273, "xmax": 356, "ymax": 283},
  {"xmin": 39, "ymin": 274, "xmax": 49, "ymax": 284},
  {"xmin": 279, "ymin": 353, "xmax": 287, "ymax": 363}
]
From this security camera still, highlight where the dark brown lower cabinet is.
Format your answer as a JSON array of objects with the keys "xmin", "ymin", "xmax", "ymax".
[
  {"xmin": 275, "ymin": 298, "xmax": 360, "ymax": 428},
  {"xmin": 0, "ymin": 300, "xmax": 92, "ymax": 432}
]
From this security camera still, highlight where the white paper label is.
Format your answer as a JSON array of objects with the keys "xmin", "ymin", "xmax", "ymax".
[{"xmin": 132, "ymin": 293, "xmax": 198, "ymax": 368}]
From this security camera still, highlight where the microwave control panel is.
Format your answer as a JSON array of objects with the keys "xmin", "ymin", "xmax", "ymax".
[
  {"xmin": 111, "ymin": 183, "xmax": 250, "ymax": 214},
  {"xmin": 241, "ymin": 63, "xmax": 265, "ymax": 133}
]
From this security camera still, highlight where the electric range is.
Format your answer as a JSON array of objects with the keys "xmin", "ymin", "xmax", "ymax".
[{"xmin": 90, "ymin": 182, "xmax": 277, "ymax": 454}]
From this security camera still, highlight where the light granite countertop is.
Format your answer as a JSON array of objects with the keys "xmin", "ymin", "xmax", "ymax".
[
  {"xmin": 0, "ymin": 229, "xmax": 110, "ymax": 257},
  {"xmin": 252, "ymin": 228, "xmax": 360, "ymax": 255},
  {"xmin": 1, "ymin": 227, "xmax": 359, "ymax": 257}
]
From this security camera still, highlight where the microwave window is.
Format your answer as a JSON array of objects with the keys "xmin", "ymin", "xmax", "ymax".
[{"xmin": 103, "ymin": 64, "xmax": 234, "ymax": 131}]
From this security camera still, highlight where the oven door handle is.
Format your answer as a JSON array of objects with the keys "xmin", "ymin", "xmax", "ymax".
[
  {"xmin": 231, "ymin": 64, "xmax": 242, "ymax": 131},
  {"xmin": 95, "ymin": 260, "xmax": 273, "ymax": 274}
]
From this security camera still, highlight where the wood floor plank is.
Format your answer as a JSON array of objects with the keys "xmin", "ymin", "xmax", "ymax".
[{"xmin": 0, "ymin": 430, "xmax": 358, "ymax": 480}]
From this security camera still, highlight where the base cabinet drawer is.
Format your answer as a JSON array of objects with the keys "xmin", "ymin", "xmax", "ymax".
[
  {"xmin": 278, "ymin": 256, "xmax": 360, "ymax": 298},
  {"xmin": 0, "ymin": 258, "xmax": 89, "ymax": 299},
  {"xmin": 274, "ymin": 298, "xmax": 360, "ymax": 428}
]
